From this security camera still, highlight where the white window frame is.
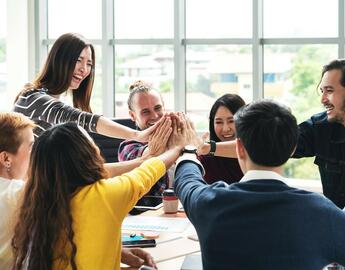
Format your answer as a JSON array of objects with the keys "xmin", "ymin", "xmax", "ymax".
[{"xmin": 32, "ymin": 0, "xmax": 345, "ymax": 117}]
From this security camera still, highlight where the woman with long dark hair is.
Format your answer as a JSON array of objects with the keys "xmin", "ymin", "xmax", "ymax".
[
  {"xmin": 14, "ymin": 33, "xmax": 157, "ymax": 141},
  {"xmin": 198, "ymin": 93, "xmax": 245, "ymax": 184},
  {"xmin": 11, "ymin": 120, "xmax": 186, "ymax": 270}
]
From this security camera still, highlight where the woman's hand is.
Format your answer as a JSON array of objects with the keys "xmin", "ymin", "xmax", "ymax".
[
  {"xmin": 196, "ymin": 133, "xmax": 211, "ymax": 155},
  {"xmin": 121, "ymin": 248, "xmax": 157, "ymax": 269},
  {"xmin": 167, "ymin": 113, "xmax": 187, "ymax": 150},
  {"xmin": 184, "ymin": 114, "xmax": 203, "ymax": 148}
]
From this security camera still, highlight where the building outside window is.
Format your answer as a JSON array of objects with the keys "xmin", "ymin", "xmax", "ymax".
[{"xmin": 5, "ymin": 0, "xmax": 343, "ymax": 181}]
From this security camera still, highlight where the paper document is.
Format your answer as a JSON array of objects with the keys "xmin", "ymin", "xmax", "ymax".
[
  {"xmin": 146, "ymin": 238, "xmax": 200, "ymax": 263},
  {"xmin": 122, "ymin": 216, "xmax": 190, "ymax": 232}
]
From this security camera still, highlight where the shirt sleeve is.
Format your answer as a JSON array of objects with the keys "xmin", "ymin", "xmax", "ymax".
[
  {"xmin": 15, "ymin": 90, "xmax": 101, "ymax": 132},
  {"xmin": 329, "ymin": 206, "xmax": 345, "ymax": 265},
  {"xmin": 293, "ymin": 118, "xmax": 316, "ymax": 158},
  {"xmin": 174, "ymin": 159, "xmax": 208, "ymax": 223},
  {"xmin": 100, "ymin": 157, "xmax": 166, "ymax": 219},
  {"xmin": 118, "ymin": 140, "xmax": 147, "ymax": 161}
]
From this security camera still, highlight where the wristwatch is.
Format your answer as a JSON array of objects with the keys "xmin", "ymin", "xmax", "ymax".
[
  {"xmin": 182, "ymin": 145, "xmax": 198, "ymax": 154},
  {"xmin": 205, "ymin": 140, "xmax": 216, "ymax": 156}
]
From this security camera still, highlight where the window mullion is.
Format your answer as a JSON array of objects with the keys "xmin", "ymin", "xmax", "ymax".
[
  {"xmin": 174, "ymin": 0, "xmax": 186, "ymax": 112},
  {"xmin": 252, "ymin": 0, "xmax": 263, "ymax": 100}
]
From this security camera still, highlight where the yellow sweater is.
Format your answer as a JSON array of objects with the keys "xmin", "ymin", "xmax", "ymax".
[{"xmin": 53, "ymin": 158, "xmax": 166, "ymax": 270}]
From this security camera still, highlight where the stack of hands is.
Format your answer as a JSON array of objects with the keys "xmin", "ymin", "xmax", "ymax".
[{"xmin": 143, "ymin": 112, "xmax": 206, "ymax": 158}]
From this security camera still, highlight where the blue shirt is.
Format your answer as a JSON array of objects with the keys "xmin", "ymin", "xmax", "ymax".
[
  {"xmin": 174, "ymin": 160, "xmax": 345, "ymax": 270},
  {"xmin": 294, "ymin": 111, "xmax": 345, "ymax": 208}
]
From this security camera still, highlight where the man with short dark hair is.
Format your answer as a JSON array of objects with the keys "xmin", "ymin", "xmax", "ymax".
[
  {"xmin": 293, "ymin": 59, "xmax": 345, "ymax": 208},
  {"xmin": 174, "ymin": 100, "xmax": 345, "ymax": 270}
]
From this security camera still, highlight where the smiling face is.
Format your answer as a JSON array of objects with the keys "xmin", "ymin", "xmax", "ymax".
[
  {"xmin": 69, "ymin": 46, "xmax": 93, "ymax": 90},
  {"xmin": 320, "ymin": 69, "xmax": 345, "ymax": 125},
  {"xmin": 129, "ymin": 90, "xmax": 165, "ymax": 130},
  {"xmin": 213, "ymin": 105, "xmax": 236, "ymax": 141}
]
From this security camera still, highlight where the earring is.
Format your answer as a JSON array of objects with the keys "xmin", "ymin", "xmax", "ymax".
[{"xmin": 6, "ymin": 163, "xmax": 11, "ymax": 172}]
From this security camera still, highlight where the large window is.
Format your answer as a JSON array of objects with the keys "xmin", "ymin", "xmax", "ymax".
[
  {"xmin": 186, "ymin": 45, "xmax": 252, "ymax": 129},
  {"xmin": 264, "ymin": 0, "xmax": 338, "ymax": 38},
  {"xmin": 36, "ymin": 0, "xmax": 345, "ymax": 180},
  {"xmin": 186, "ymin": 0, "xmax": 252, "ymax": 38}
]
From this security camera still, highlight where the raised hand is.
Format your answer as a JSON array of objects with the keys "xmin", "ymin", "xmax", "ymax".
[
  {"xmin": 167, "ymin": 112, "xmax": 188, "ymax": 150},
  {"xmin": 135, "ymin": 114, "xmax": 168, "ymax": 142},
  {"xmin": 146, "ymin": 116, "xmax": 172, "ymax": 156}
]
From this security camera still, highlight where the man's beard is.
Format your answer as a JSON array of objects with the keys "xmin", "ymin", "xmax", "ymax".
[{"xmin": 328, "ymin": 99, "xmax": 345, "ymax": 125}]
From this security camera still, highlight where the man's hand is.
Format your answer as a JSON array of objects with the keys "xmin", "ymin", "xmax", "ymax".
[
  {"xmin": 121, "ymin": 248, "xmax": 157, "ymax": 269},
  {"xmin": 146, "ymin": 116, "xmax": 172, "ymax": 157},
  {"xmin": 135, "ymin": 114, "xmax": 169, "ymax": 143}
]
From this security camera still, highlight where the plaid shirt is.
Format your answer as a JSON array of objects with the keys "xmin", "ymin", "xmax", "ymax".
[{"xmin": 118, "ymin": 140, "xmax": 168, "ymax": 207}]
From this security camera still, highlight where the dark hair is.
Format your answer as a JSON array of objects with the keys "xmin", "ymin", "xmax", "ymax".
[
  {"xmin": 209, "ymin": 94, "xmax": 245, "ymax": 142},
  {"xmin": 234, "ymin": 100, "xmax": 298, "ymax": 167},
  {"xmin": 17, "ymin": 33, "xmax": 95, "ymax": 112},
  {"xmin": 12, "ymin": 123, "xmax": 107, "ymax": 270},
  {"xmin": 319, "ymin": 59, "xmax": 345, "ymax": 88}
]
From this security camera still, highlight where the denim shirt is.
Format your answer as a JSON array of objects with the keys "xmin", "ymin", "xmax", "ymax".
[{"xmin": 294, "ymin": 111, "xmax": 345, "ymax": 208}]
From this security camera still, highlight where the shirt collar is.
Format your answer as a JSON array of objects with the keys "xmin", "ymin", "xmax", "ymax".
[{"xmin": 240, "ymin": 170, "xmax": 285, "ymax": 183}]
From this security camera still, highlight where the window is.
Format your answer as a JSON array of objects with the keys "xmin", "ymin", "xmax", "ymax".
[
  {"xmin": 48, "ymin": 0, "xmax": 102, "ymax": 39},
  {"xmin": 114, "ymin": 0, "xmax": 173, "ymax": 39},
  {"xmin": 186, "ymin": 0, "xmax": 252, "ymax": 38},
  {"xmin": 264, "ymin": 73, "xmax": 275, "ymax": 83},
  {"xmin": 37, "ymin": 0, "xmax": 345, "ymax": 181},
  {"xmin": 220, "ymin": 74, "xmax": 238, "ymax": 83},
  {"xmin": 114, "ymin": 45, "xmax": 174, "ymax": 117},
  {"xmin": 186, "ymin": 45, "xmax": 252, "ymax": 130},
  {"xmin": 263, "ymin": 44, "xmax": 337, "ymax": 180},
  {"xmin": 264, "ymin": 0, "xmax": 338, "ymax": 38}
]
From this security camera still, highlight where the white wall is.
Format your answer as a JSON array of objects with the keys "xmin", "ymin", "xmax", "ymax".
[{"xmin": 6, "ymin": 0, "xmax": 33, "ymax": 103}]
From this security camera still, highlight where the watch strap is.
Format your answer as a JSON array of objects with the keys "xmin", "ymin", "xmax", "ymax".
[
  {"xmin": 182, "ymin": 146, "xmax": 198, "ymax": 154},
  {"xmin": 206, "ymin": 140, "xmax": 216, "ymax": 156}
]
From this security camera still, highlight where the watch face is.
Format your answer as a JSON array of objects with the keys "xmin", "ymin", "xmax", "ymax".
[{"xmin": 184, "ymin": 145, "xmax": 197, "ymax": 153}]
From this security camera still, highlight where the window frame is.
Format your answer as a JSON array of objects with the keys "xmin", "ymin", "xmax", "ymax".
[{"xmin": 34, "ymin": 0, "xmax": 345, "ymax": 117}]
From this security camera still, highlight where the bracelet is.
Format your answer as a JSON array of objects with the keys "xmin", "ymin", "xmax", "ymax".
[{"xmin": 205, "ymin": 140, "xmax": 216, "ymax": 156}]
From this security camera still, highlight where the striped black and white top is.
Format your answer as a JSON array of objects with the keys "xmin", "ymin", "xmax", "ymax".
[{"xmin": 14, "ymin": 88, "xmax": 101, "ymax": 137}]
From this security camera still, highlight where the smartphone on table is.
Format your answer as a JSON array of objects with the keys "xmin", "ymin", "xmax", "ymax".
[{"xmin": 122, "ymin": 239, "xmax": 156, "ymax": 248}]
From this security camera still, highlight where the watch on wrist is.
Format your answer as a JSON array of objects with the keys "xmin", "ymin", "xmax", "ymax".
[
  {"xmin": 205, "ymin": 140, "xmax": 216, "ymax": 156},
  {"xmin": 182, "ymin": 145, "xmax": 198, "ymax": 154}
]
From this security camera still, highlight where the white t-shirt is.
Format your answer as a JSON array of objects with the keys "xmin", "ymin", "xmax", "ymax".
[{"xmin": 0, "ymin": 177, "xmax": 24, "ymax": 269}]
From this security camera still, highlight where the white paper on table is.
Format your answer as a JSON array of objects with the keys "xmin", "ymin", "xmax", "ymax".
[{"xmin": 122, "ymin": 216, "xmax": 190, "ymax": 232}]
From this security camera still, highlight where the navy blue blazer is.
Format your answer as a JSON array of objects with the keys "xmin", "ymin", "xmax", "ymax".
[{"xmin": 174, "ymin": 161, "xmax": 345, "ymax": 270}]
